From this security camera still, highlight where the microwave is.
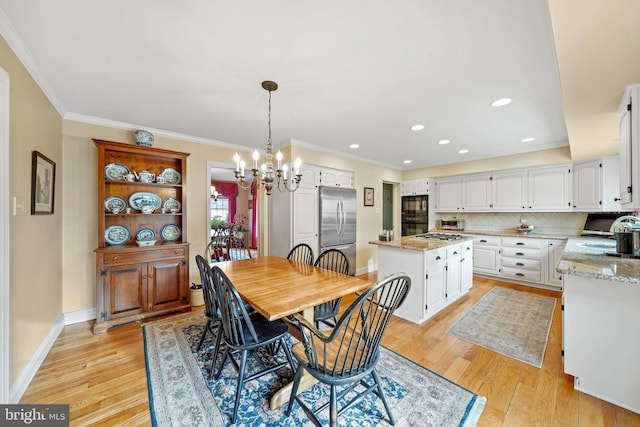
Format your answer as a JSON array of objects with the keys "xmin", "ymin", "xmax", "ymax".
[{"xmin": 437, "ymin": 218, "xmax": 465, "ymax": 231}]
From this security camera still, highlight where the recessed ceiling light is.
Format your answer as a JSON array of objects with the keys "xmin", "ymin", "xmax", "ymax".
[
  {"xmin": 349, "ymin": 144, "xmax": 359, "ymax": 149},
  {"xmin": 490, "ymin": 98, "xmax": 512, "ymax": 107},
  {"xmin": 411, "ymin": 124, "xmax": 425, "ymax": 131},
  {"xmin": 403, "ymin": 160, "xmax": 412, "ymax": 164},
  {"xmin": 438, "ymin": 139, "xmax": 451, "ymax": 145},
  {"xmin": 458, "ymin": 149, "xmax": 469, "ymax": 154},
  {"xmin": 521, "ymin": 137, "xmax": 536, "ymax": 143}
]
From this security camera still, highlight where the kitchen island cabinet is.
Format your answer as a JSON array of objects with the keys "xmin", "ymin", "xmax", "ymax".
[
  {"xmin": 558, "ymin": 238, "xmax": 640, "ymax": 414},
  {"xmin": 370, "ymin": 236, "xmax": 473, "ymax": 324}
]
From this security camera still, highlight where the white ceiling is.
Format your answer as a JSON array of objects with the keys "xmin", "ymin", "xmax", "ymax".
[{"xmin": 0, "ymin": 1, "xmax": 635, "ymax": 170}]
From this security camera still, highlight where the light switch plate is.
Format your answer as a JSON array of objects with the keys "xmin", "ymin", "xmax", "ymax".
[{"xmin": 13, "ymin": 196, "xmax": 25, "ymax": 215}]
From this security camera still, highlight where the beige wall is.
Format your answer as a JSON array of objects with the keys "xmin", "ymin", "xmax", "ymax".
[
  {"xmin": 403, "ymin": 146, "xmax": 573, "ymax": 180},
  {"xmin": 2, "ymin": 35, "xmax": 63, "ymax": 384}
]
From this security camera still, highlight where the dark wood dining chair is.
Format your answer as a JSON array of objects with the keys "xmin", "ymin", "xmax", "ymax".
[
  {"xmin": 285, "ymin": 272, "xmax": 411, "ymax": 427},
  {"xmin": 194, "ymin": 255, "xmax": 224, "ymax": 377},
  {"xmin": 286, "ymin": 243, "xmax": 314, "ymax": 264},
  {"xmin": 210, "ymin": 265, "xmax": 295, "ymax": 423},
  {"xmin": 313, "ymin": 248, "xmax": 351, "ymax": 327}
]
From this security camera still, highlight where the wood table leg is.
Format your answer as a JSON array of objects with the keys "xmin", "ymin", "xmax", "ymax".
[{"xmin": 269, "ymin": 306, "xmax": 318, "ymax": 409}]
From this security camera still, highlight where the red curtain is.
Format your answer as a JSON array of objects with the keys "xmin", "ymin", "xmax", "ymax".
[
  {"xmin": 211, "ymin": 181, "xmax": 238, "ymax": 222},
  {"xmin": 251, "ymin": 183, "xmax": 257, "ymax": 248}
]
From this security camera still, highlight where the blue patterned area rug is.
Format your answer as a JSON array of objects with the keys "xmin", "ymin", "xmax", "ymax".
[
  {"xmin": 144, "ymin": 311, "xmax": 486, "ymax": 426},
  {"xmin": 446, "ymin": 287, "xmax": 556, "ymax": 368}
]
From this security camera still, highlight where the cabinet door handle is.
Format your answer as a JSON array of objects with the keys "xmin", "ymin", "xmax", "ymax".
[
  {"xmin": 453, "ymin": 251, "xmax": 458, "ymax": 255},
  {"xmin": 112, "ymin": 256, "xmax": 118, "ymax": 261},
  {"xmin": 516, "ymin": 252, "xmax": 525, "ymax": 256},
  {"xmin": 436, "ymin": 255, "xmax": 441, "ymax": 260}
]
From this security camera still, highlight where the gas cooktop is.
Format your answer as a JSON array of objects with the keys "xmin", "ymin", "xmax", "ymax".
[{"xmin": 415, "ymin": 233, "xmax": 464, "ymax": 241}]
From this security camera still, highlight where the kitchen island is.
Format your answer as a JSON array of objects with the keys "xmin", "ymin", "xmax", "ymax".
[
  {"xmin": 369, "ymin": 234, "xmax": 473, "ymax": 324},
  {"xmin": 557, "ymin": 237, "xmax": 640, "ymax": 414}
]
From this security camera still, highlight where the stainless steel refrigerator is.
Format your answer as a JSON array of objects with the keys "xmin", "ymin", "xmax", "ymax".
[{"xmin": 319, "ymin": 186, "xmax": 357, "ymax": 275}]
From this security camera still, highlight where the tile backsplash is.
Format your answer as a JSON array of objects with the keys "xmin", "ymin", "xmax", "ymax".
[{"xmin": 434, "ymin": 212, "xmax": 588, "ymax": 236}]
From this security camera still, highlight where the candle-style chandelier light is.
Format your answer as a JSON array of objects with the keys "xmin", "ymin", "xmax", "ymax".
[{"xmin": 233, "ymin": 81, "xmax": 302, "ymax": 195}]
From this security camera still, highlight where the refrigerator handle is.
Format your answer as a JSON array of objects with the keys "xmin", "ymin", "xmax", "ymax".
[
  {"xmin": 336, "ymin": 201, "xmax": 342, "ymax": 236},
  {"xmin": 340, "ymin": 200, "xmax": 345, "ymax": 236}
]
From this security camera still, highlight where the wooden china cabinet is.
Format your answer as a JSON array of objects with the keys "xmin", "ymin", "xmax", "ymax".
[{"xmin": 93, "ymin": 139, "xmax": 191, "ymax": 334}]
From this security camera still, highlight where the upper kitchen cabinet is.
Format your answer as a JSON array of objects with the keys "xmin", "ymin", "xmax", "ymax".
[
  {"xmin": 527, "ymin": 164, "xmax": 572, "ymax": 211},
  {"xmin": 573, "ymin": 156, "xmax": 622, "ymax": 211},
  {"xmin": 461, "ymin": 174, "xmax": 493, "ymax": 211},
  {"xmin": 401, "ymin": 178, "xmax": 429, "ymax": 196},
  {"xmin": 618, "ymin": 84, "xmax": 639, "ymax": 207},
  {"xmin": 434, "ymin": 177, "xmax": 461, "ymax": 211},
  {"xmin": 319, "ymin": 167, "xmax": 353, "ymax": 188},
  {"xmin": 492, "ymin": 169, "xmax": 528, "ymax": 211}
]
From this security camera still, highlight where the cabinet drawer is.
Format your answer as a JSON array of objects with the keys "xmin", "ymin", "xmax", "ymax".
[
  {"xmin": 501, "ymin": 237, "xmax": 543, "ymax": 249},
  {"xmin": 426, "ymin": 248, "xmax": 447, "ymax": 265},
  {"xmin": 500, "ymin": 246, "xmax": 541, "ymax": 259},
  {"xmin": 500, "ymin": 256, "xmax": 541, "ymax": 270},
  {"xmin": 446, "ymin": 245, "xmax": 462, "ymax": 259},
  {"xmin": 500, "ymin": 266, "xmax": 542, "ymax": 282},
  {"xmin": 101, "ymin": 247, "xmax": 186, "ymax": 265},
  {"xmin": 473, "ymin": 235, "xmax": 501, "ymax": 246}
]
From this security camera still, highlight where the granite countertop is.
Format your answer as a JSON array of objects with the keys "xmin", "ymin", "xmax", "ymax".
[
  {"xmin": 556, "ymin": 236, "xmax": 640, "ymax": 284},
  {"xmin": 434, "ymin": 229, "xmax": 576, "ymax": 240},
  {"xmin": 368, "ymin": 235, "xmax": 473, "ymax": 251}
]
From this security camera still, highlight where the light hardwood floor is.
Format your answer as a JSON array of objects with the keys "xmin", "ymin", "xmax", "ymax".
[{"xmin": 20, "ymin": 275, "xmax": 640, "ymax": 426}]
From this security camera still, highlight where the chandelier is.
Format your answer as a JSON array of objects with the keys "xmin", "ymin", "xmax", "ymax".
[{"xmin": 233, "ymin": 80, "xmax": 302, "ymax": 195}]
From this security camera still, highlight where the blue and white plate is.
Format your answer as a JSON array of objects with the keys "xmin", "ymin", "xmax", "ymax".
[
  {"xmin": 104, "ymin": 196, "xmax": 127, "ymax": 213},
  {"xmin": 105, "ymin": 225, "xmax": 130, "ymax": 245},
  {"xmin": 128, "ymin": 192, "xmax": 162, "ymax": 211},
  {"xmin": 159, "ymin": 168, "xmax": 181, "ymax": 184},
  {"xmin": 136, "ymin": 228, "xmax": 156, "ymax": 241},
  {"xmin": 160, "ymin": 224, "xmax": 181, "ymax": 242},
  {"xmin": 104, "ymin": 163, "xmax": 130, "ymax": 180},
  {"xmin": 162, "ymin": 198, "xmax": 181, "ymax": 213}
]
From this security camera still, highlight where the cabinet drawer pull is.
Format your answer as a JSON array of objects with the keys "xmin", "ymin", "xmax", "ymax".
[
  {"xmin": 516, "ymin": 273, "xmax": 525, "ymax": 277},
  {"xmin": 516, "ymin": 242, "xmax": 525, "ymax": 246},
  {"xmin": 480, "ymin": 239, "xmax": 487, "ymax": 243},
  {"xmin": 112, "ymin": 256, "xmax": 118, "ymax": 261},
  {"xmin": 516, "ymin": 262, "xmax": 525, "ymax": 266},
  {"xmin": 453, "ymin": 251, "xmax": 458, "ymax": 255},
  {"xmin": 515, "ymin": 252, "xmax": 525, "ymax": 256},
  {"xmin": 435, "ymin": 255, "xmax": 441, "ymax": 260}
]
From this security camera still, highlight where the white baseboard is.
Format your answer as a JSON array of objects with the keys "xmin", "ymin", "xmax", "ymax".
[
  {"xmin": 9, "ymin": 314, "xmax": 64, "ymax": 404},
  {"xmin": 64, "ymin": 307, "xmax": 96, "ymax": 325}
]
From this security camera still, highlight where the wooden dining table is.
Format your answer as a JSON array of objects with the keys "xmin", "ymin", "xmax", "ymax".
[{"xmin": 215, "ymin": 255, "xmax": 373, "ymax": 409}]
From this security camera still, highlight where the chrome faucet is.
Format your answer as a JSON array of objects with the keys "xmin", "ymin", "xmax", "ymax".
[{"xmin": 609, "ymin": 215, "xmax": 640, "ymax": 232}]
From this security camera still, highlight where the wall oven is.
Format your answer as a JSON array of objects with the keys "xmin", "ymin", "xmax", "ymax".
[{"xmin": 401, "ymin": 195, "xmax": 428, "ymax": 236}]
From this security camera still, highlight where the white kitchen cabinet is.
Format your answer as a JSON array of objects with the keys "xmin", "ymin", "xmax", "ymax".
[
  {"xmin": 434, "ymin": 177, "xmax": 461, "ymax": 212},
  {"xmin": 492, "ymin": 169, "xmax": 528, "ymax": 211},
  {"xmin": 618, "ymin": 84, "xmax": 639, "ymax": 207},
  {"xmin": 564, "ymin": 274, "xmax": 640, "ymax": 413},
  {"xmin": 545, "ymin": 239, "xmax": 565, "ymax": 289},
  {"xmin": 319, "ymin": 167, "xmax": 353, "ymax": 188},
  {"xmin": 461, "ymin": 174, "xmax": 493, "ymax": 211},
  {"xmin": 376, "ymin": 240, "xmax": 473, "ymax": 325},
  {"xmin": 402, "ymin": 178, "xmax": 429, "ymax": 196},
  {"xmin": 298, "ymin": 164, "xmax": 321, "ymax": 189},
  {"xmin": 573, "ymin": 157, "xmax": 621, "ymax": 211},
  {"xmin": 527, "ymin": 164, "xmax": 572, "ymax": 211},
  {"xmin": 499, "ymin": 237, "xmax": 544, "ymax": 283},
  {"xmin": 471, "ymin": 235, "xmax": 501, "ymax": 275}
]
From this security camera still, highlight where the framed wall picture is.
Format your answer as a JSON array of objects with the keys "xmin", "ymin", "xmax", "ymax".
[
  {"xmin": 364, "ymin": 187, "xmax": 374, "ymax": 206},
  {"xmin": 31, "ymin": 151, "xmax": 56, "ymax": 215}
]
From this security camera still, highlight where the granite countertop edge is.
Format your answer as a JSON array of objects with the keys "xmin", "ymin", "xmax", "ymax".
[{"xmin": 368, "ymin": 235, "xmax": 473, "ymax": 251}]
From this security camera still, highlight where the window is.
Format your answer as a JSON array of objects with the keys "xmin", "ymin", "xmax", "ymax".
[{"xmin": 211, "ymin": 196, "xmax": 230, "ymax": 226}]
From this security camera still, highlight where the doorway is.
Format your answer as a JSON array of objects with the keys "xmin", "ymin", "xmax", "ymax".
[
  {"xmin": 1, "ymin": 66, "xmax": 10, "ymax": 403},
  {"xmin": 382, "ymin": 183, "xmax": 394, "ymax": 231}
]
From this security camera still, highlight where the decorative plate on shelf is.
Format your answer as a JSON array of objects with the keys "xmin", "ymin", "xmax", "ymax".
[
  {"xmin": 160, "ymin": 224, "xmax": 181, "ymax": 242},
  {"xmin": 159, "ymin": 168, "xmax": 181, "ymax": 184},
  {"xmin": 104, "ymin": 163, "xmax": 130, "ymax": 180},
  {"xmin": 105, "ymin": 225, "xmax": 130, "ymax": 245},
  {"xmin": 104, "ymin": 196, "xmax": 128, "ymax": 213},
  {"xmin": 129, "ymin": 192, "xmax": 162, "ymax": 211},
  {"xmin": 136, "ymin": 228, "xmax": 156, "ymax": 241},
  {"xmin": 162, "ymin": 198, "xmax": 181, "ymax": 213}
]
